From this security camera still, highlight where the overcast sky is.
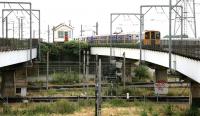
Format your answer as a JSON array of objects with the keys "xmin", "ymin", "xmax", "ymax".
[{"xmin": 2, "ymin": 0, "xmax": 200, "ymax": 42}]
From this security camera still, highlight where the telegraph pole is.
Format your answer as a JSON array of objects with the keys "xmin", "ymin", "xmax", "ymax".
[
  {"xmin": 18, "ymin": 18, "xmax": 20, "ymax": 39},
  {"xmin": 95, "ymin": 55, "xmax": 101, "ymax": 116},
  {"xmin": 96, "ymin": 22, "xmax": 98, "ymax": 35},
  {"xmin": 83, "ymin": 50, "xmax": 86, "ymax": 95},
  {"xmin": 98, "ymin": 58, "xmax": 102, "ymax": 116},
  {"xmin": 48, "ymin": 25, "xmax": 50, "ymax": 43},
  {"xmin": 140, "ymin": 8, "xmax": 144, "ymax": 64},
  {"xmin": 86, "ymin": 51, "xmax": 89, "ymax": 80},
  {"xmin": 12, "ymin": 21, "xmax": 14, "ymax": 38},
  {"xmin": 33, "ymin": 30, "xmax": 35, "ymax": 38},
  {"xmin": 83, "ymin": 50, "xmax": 86, "ymax": 79},
  {"xmin": 86, "ymin": 51, "xmax": 89, "ymax": 97},
  {"xmin": 95, "ymin": 54, "xmax": 98, "ymax": 116},
  {"xmin": 53, "ymin": 26, "xmax": 55, "ymax": 43},
  {"xmin": 5, "ymin": 17, "xmax": 8, "ymax": 38},
  {"xmin": 2, "ymin": 10, "xmax": 4, "ymax": 38},
  {"xmin": 169, "ymin": 0, "xmax": 172, "ymax": 72},
  {"xmin": 46, "ymin": 25, "xmax": 50, "ymax": 90},
  {"xmin": 81, "ymin": 24, "xmax": 83, "ymax": 36},
  {"xmin": 21, "ymin": 18, "xmax": 23, "ymax": 40},
  {"xmin": 123, "ymin": 52, "xmax": 126, "ymax": 89},
  {"xmin": 46, "ymin": 51, "xmax": 49, "ymax": 90}
]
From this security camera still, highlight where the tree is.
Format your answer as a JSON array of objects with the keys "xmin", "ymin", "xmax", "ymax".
[
  {"xmin": 40, "ymin": 41, "xmax": 89, "ymax": 61},
  {"xmin": 134, "ymin": 65, "xmax": 150, "ymax": 80}
]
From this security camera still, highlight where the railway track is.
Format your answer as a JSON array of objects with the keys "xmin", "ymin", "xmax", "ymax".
[
  {"xmin": 0, "ymin": 96, "xmax": 189, "ymax": 103},
  {"xmin": 28, "ymin": 82, "xmax": 189, "ymax": 91}
]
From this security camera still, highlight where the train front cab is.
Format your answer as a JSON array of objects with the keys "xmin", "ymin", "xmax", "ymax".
[{"xmin": 143, "ymin": 31, "xmax": 160, "ymax": 48}]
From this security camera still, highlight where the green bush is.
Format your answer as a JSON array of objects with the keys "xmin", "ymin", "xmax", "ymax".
[
  {"xmin": 134, "ymin": 65, "xmax": 150, "ymax": 80},
  {"xmin": 40, "ymin": 41, "xmax": 89, "ymax": 61}
]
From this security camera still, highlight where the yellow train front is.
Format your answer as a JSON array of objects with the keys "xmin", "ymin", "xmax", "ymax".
[{"xmin": 143, "ymin": 30, "xmax": 160, "ymax": 46}]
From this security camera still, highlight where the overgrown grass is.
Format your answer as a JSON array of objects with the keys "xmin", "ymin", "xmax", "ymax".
[
  {"xmin": 167, "ymin": 88, "xmax": 189, "ymax": 96},
  {"xmin": 102, "ymin": 86, "xmax": 154, "ymax": 96},
  {"xmin": 140, "ymin": 110, "xmax": 148, "ymax": 116},
  {"xmin": 163, "ymin": 104, "xmax": 174, "ymax": 116},
  {"xmin": 51, "ymin": 72, "xmax": 79, "ymax": 84},
  {"xmin": 184, "ymin": 106, "xmax": 200, "ymax": 116},
  {"xmin": 0, "ymin": 100, "xmax": 191, "ymax": 116},
  {"xmin": 78, "ymin": 99, "xmax": 95, "ymax": 107},
  {"xmin": 2, "ymin": 104, "xmax": 12, "ymax": 114},
  {"xmin": 28, "ymin": 87, "xmax": 96, "ymax": 96},
  {"xmin": 107, "ymin": 99, "xmax": 131, "ymax": 107},
  {"xmin": 0, "ymin": 100, "xmax": 77, "ymax": 115},
  {"xmin": 53, "ymin": 100, "xmax": 76, "ymax": 114}
]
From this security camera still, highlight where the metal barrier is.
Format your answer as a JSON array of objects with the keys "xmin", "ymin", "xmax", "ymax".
[
  {"xmin": 0, "ymin": 38, "xmax": 38, "ymax": 51},
  {"xmin": 88, "ymin": 39, "xmax": 200, "ymax": 60}
]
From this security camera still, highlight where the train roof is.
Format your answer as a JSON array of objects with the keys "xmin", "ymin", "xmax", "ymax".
[{"xmin": 144, "ymin": 30, "xmax": 160, "ymax": 32}]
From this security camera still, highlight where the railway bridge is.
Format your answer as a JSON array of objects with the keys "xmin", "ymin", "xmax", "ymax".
[
  {"xmin": 90, "ymin": 39, "xmax": 200, "ymax": 106},
  {"xmin": 0, "ymin": 39, "xmax": 38, "ymax": 97}
]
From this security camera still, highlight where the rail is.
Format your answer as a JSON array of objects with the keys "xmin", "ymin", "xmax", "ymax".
[{"xmin": 0, "ymin": 96, "xmax": 189, "ymax": 103}]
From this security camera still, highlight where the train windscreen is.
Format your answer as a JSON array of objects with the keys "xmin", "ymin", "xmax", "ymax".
[
  {"xmin": 156, "ymin": 32, "xmax": 160, "ymax": 39},
  {"xmin": 145, "ymin": 32, "xmax": 150, "ymax": 39},
  {"xmin": 151, "ymin": 32, "xmax": 155, "ymax": 39}
]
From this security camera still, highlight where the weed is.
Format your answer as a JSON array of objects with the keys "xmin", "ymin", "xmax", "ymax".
[
  {"xmin": 3, "ymin": 104, "xmax": 12, "ymax": 114},
  {"xmin": 163, "ymin": 104, "xmax": 174, "ymax": 116},
  {"xmin": 54, "ymin": 100, "xmax": 76, "ymax": 114},
  {"xmin": 140, "ymin": 110, "xmax": 148, "ymax": 116},
  {"xmin": 184, "ymin": 106, "xmax": 200, "ymax": 116},
  {"xmin": 79, "ymin": 99, "xmax": 95, "ymax": 107},
  {"xmin": 108, "ymin": 99, "xmax": 128, "ymax": 107}
]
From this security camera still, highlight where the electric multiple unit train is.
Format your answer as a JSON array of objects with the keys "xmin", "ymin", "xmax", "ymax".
[{"xmin": 80, "ymin": 30, "xmax": 161, "ymax": 46}]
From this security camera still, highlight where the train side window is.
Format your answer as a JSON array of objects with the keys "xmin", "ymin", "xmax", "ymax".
[
  {"xmin": 145, "ymin": 32, "xmax": 150, "ymax": 39},
  {"xmin": 156, "ymin": 32, "xmax": 160, "ymax": 39},
  {"xmin": 151, "ymin": 32, "xmax": 155, "ymax": 39}
]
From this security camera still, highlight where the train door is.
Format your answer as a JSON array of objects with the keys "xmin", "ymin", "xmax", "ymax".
[
  {"xmin": 144, "ymin": 31, "xmax": 150, "ymax": 45},
  {"xmin": 155, "ymin": 31, "xmax": 160, "ymax": 45},
  {"xmin": 151, "ymin": 31, "xmax": 156, "ymax": 46}
]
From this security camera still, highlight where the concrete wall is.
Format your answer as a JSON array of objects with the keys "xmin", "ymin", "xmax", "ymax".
[
  {"xmin": 0, "ymin": 48, "xmax": 37, "ymax": 68},
  {"xmin": 91, "ymin": 47, "xmax": 200, "ymax": 84}
]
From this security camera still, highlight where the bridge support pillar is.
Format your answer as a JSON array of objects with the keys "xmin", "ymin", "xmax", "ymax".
[
  {"xmin": 191, "ymin": 81, "xmax": 200, "ymax": 107},
  {"xmin": 155, "ymin": 68, "xmax": 167, "ymax": 82},
  {"xmin": 1, "ymin": 70, "xmax": 16, "ymax": 97},
  {"xmin": 1, "ymin": 66, "xmax": 27, "ymax": 97}
]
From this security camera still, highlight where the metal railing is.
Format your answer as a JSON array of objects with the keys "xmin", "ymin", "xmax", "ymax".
[
  {"xmin": 88, "ymin": 39, "xmax": 200, "ymax": 60},
  {"xmin": 0, "ymin": 38, "xmax": 38, "ymax": 51}
]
